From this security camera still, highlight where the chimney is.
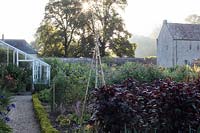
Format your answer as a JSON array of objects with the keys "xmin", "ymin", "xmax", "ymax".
[
  {"xmin": 163, "ymin": 20, "xmax": 167, "ymax": 25},
  {"xmin": 2, "ymin": 34, "xmax": 4, "ymax": 41}
]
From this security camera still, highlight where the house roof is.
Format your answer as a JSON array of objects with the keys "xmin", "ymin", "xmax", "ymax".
[
  {"xmin": 166, "ymin": 21, "xmax": 200, "ymax": 41},
  {"xmin": 1, "ymin": 39, "xmax": 37, "ymax": 54}
]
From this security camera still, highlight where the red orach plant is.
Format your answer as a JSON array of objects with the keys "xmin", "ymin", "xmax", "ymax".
[{"xmin": 89, "ymin": 78, "xmax": 200, "ymax": 132}]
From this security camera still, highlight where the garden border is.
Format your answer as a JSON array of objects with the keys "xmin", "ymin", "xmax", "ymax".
[{"xmin": 32, "ymin": 94, "xmax": 58, "ymax": 133}]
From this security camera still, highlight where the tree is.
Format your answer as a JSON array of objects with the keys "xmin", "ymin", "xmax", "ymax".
[
  {"xmin": 112, "ymin": 36, "xmax": 137, "ymax": 57},
  {"xmin": 37, "ymin": 0, "xmax": 86, "ymax": 57},
  {"xmin": 35, "ymin": 22, "xmax": 64, "ymax": 56},
  {"xmin": 88, "ymin": 0, "xmax": 136, "ymax": 57},
  {"xmin": 35, "ymin": 0, "xmax": 136, "ymax": 57},
  {"xmin": 185, "ymin": 14, "xmax": 200, "ymax": 24}
]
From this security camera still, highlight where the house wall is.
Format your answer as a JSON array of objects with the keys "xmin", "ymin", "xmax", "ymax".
[
  {"xmin": 176, "ymin": 40, "xmax": 200, "ymax": 66},
  {"xmin": 157, "ymin": 24, "xmax": 174, "ymax": 67}
]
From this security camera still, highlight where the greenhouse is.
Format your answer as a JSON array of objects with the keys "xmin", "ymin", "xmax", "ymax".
[{"xmin": 0, "ymin": 40, "xmax": 50, "ymax": 84}]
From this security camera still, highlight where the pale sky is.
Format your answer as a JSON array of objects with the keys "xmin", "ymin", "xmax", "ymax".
[
  {"xmin": 0, "ymin": 0, "xmax": 48, "ymax": 42},
  {"xmin": 125, "ymin": 0, "xmax": 200, "ymax": 36},
  {"xmin": 0, "ymin": 0, "xmax": 200, "ymax": 42}
]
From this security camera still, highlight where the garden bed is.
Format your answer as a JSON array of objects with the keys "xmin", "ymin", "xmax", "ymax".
[
  {"xmin": 41, "ymin": 103, "xmax": 86, "ymax": 132},
  {"xmin": 36, "ymin": 59, "xmax": 200, "ymax": 132}
]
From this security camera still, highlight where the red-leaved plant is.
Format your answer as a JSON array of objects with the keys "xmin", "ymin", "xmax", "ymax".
[{"xmin": 89, "ymin": 78, "xmax": 200, "ymax": 133}]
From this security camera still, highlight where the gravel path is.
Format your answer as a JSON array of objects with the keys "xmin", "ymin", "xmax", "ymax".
[{"xmin": 8, "ymin": 95, "xmax": 40, "ymax": 133}]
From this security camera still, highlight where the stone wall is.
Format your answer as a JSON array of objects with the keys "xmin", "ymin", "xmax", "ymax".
[
  {"xmin": 157, "ymin": 23, "xmax": 174, "ymax": 67},
  {"xmin": 176, "ymin": 40, "xmax": 200, "ymax": 66},
  {"xmin": 49, "ymin": 57, "xmax": 157, "ymax": 65}
]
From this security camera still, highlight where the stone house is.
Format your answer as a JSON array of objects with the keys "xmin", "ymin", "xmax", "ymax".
[{"xmin": 157, "ymin": 20, "xmax": 200, "ymax": 67}]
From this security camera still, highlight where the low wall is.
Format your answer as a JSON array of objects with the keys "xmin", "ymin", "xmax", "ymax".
[
  {"xmin": 45, "ymin": 57, "xmax": 157, "ymax": 65},
  {"xmin": 103, "ymin": 57, "xmax": 156, "ymax": 65}
]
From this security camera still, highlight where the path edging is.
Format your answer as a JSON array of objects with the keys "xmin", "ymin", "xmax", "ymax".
[{"xmin": 32, "ymin": 94, "xmax": 58, "ymax": 133}]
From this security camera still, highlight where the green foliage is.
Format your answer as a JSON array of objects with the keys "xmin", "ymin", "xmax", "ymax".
[
  {"xmin": 0, "ymin": 120, "xmax": 12, "ymax": 133},
  {"xmin": 32, "ymin": 94, "xmax": 58, "ymax": 133},
  {"xmin": 44, "ymin": 58, "xmax": 65, "ymax": 80},
  {"xmin": 0, "ymin": 90, "xmax": 12, "ymax": 133},
  {"xmin": 64, "ymin": 63, "xmax": 91, "ymax": 105},
  {"xmin": 44, "ymin": 59, "xmax": 199, "ymax": 108},
  {"xmin": 35, "ymin": 0, "xmax": 86, "ymax": 57},
  {"xmin": 53, "ymin": 63, "xmax": 90, "ymax": 109},
  {"xmin": 35, "ymin": 0, "xmax": 135, "ymax": 57},
  {"xmin": 56, "ymin": 115, "xmax": 70, "ymax": 127},
  {"xmin": 56, "ymin": 113, "xmax": 90, "ymax": 132},
  {"xmin": 0, "ymin": 64, "xmax": 31, "ymax": 93},
  {"xmin": 34, "ymin": 84, "xmax": 50, "ymax": 92},
  {"xmin": 42, "ymin": 58, "xmax": 91, "ymax": 112},
  {"xmin": 163, "ymin": 65, "xmax": 198, "ymax": 82},
  {"xmin": 94, "ymin": 0, "xmax": 134, "ymax": 57},
  {"xmin": 53, "ymin": 71, "xmax": 68, "ymax": 107},
  {"xmin": 111, "ymin": 35, "xmax": 136, "ymax": 57},
  {"xmin": 105, "ymin": 62, "xmax": 164, "ymax": 84},
  {"xmin": 0, "ymin": 48, "xmax": 7, "ymax": 64},
  {"xmin": 56, "ymin": 114, "xmax": 79, "ymax": 127},
  {"xmin": 105, "ymin": 62, "xmax": 198, "ymax": 84},
  {"xmin": 38, "ymin": 89, "xmax": 51, "ymax": 103},
  {"xmin": 34, "ymin": 23, "xmax": 65, "ymax": 57},
  {"xmin": 39, "ymin": 58, "xmax": 200, "ymax": 132},
  {"xmin": 0, "ymin": 90, "xmax": 11, "ymax": 111}
]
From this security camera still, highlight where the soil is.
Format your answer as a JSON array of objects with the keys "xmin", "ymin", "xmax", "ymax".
[{"xmin": 42, "ymin": 104, "xmax": 71, "ymax": 133}]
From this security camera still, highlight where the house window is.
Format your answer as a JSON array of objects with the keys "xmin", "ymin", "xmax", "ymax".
[
  {"xmin": 197, "ymin": 45, "xmax": 199, "ymax": 50},
  {"xmin": 189, "ymin": 45, "xmax": 192, "ymax": 50},
  {"xmin": 166, "ymin": 45, "xmax": 168, "ymax": 50}
]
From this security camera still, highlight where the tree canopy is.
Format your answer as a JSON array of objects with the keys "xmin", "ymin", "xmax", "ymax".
[{"xmin": 34, "ymin": 0, "xmax": 136, "ymax": 57}]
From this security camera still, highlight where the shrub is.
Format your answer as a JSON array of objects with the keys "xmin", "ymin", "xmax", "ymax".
[
  {"xmin": 38, "ymin": 89, "xmax": 51, "ymax": 103},
  {"xmin": 43, "ymin": 58, "xmax": 66, "ymax": 80},
  {"xmin": 44, "ymin": 58, "xmax": 92, "ymax": 110},
  {"xmin": 89, "ymin": 78, "xmax": 200, "ymax": 132},
  {"xmin": 163, "ymin": 65, "xmax": 198, "ymax": 82},
  {"xmin": 107, "ymin": 63, "xmax": 198, "ymax": 84},
  {"xmin": 63, "ymin": 63, "xmax": 91, "ymax": 105},
  {"xmin": 32, "ymin": 94, "xmax": 58, "ymax": 133},
  {"xmin": 46, "ymin": 60, "xmax": 188, "ymax": 108},
  {"xmin": 106, "ymin": 62, "xmax": 164, "ymax": 84},
  {"xmin": 51, "ymin": 63, "xmax": 91, "ymax": 112},
  {"xmin": 34, "ymin": 84, "xmax": 50, "ymax": 92},
  {"xmin": 0, "ymin": 64, "xmax": 31, "ymax": 93},
  {"xmin": 52, "ymin": 71, "xmax": 68, "ymax": 112}
]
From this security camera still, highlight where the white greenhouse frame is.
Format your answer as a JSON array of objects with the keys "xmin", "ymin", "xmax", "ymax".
[{"xmin": 0, "ymin": 40, "xmax": 50, "ymax": 85}]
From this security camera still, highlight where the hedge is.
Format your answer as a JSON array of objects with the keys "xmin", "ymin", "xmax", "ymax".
[{"xmin": 32, "ymin": 94, "xmax": 59, "ymax": 133}]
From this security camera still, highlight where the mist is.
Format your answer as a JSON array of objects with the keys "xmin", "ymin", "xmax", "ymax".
[{"xmin": 130, "ymin": 35, "xmax": 156, "ymax": 58}]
